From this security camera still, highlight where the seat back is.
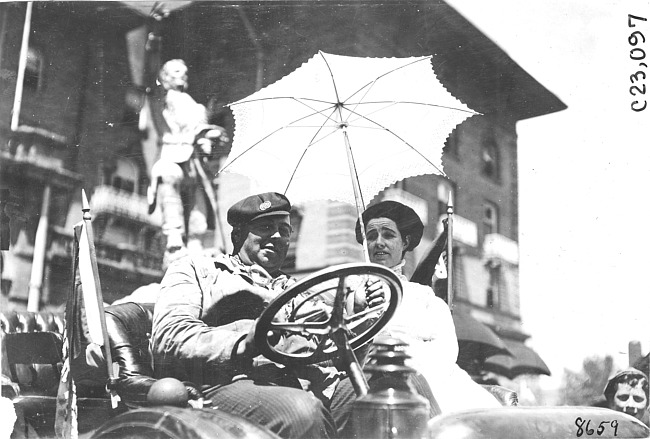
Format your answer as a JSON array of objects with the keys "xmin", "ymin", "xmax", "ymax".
[
  {"xmin": 0, "ymin": 310, "xmax": 64, "ymax": 334},
  {"xmin": 1, "ymin": 309, "xmax": 65, "ymax": 395},
  {"xmin": 6, "ymin": 305, "xmax": 152, "ymax": 438},
  {"xmin": 4, "ymin": 332, "xmax": 63, "ymax": 395},
  {"xmin": 105, "ymin": 302, "xmax": 155, "ymax": 380},
  {"xmin": 75, "ymin": 302, "xmax": 158, "ymax": 405}
]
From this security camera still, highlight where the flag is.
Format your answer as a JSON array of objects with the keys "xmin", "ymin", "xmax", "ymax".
[
  {"xmin": 54, "ymin": 222, "xmax": 85, "ymax": 439},
  {"xmin": 55, "ymin": 192, "xmax": 119, "ymax": 438},
  {"xmin": 77, "ymin": 221, "xmax": 106, "ymax": 346},
  {"xmin": 410, "ymin": 220, "xmax": 448, "ymax": 289}
]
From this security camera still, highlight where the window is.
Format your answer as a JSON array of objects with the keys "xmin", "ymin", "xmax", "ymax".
[
  {"xmin": 480, "ymin": 129, "xmax": 499, "ymax": 181},
  {"xmin": 24, "ymin": 47, "xmax": 44, "ymax": 91},
  {"xmin": 486, "ymin": 288, "xmax": 496, "ymax": 308},
  {"xmin": 108, "ymin": 158, "xmax": 139, "ymax": 193},
  {"xmin": 482, "ymin": 202, "xmax": 498, "ymax": 237},
  {"xmin": 111, "ymin": 176, "xmax": 135, "ymax": 193},
  {"xmin": 143, "ymin": 229, "xmax": 163, "ymax": 255},
  {"xmin": 486, "ymin": 263, "xmax": 501, "ymax": 309}
]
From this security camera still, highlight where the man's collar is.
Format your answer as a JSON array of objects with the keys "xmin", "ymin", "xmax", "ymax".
[
  {"xmin": 215, "ymin": 254, "xmax": 292, "ymax": 289},
  {"xmin": 230, "ymin": 254, "xmax": 288, "ymax": 278}
]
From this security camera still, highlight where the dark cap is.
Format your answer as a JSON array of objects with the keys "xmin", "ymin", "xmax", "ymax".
[
  {"xmin": 227, "ymin": 192, "xmax": 291, "ymax": 227},
  {"xmin": 355, "ymin": 200, "xmax": 424, "ymax": 252}
]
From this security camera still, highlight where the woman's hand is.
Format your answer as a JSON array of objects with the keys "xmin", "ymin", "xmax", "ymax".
[
  {"xmin": 353, "ymin": 278, "xmax": 386, "ymax": 312},
  {"xmin": 365, "ymin": 278, "xmax": 387, "ymax": 308}
]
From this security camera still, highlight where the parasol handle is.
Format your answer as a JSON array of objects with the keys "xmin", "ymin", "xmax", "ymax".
[
  {"xmin": 342, "ymin": 128, "xmax": 370, "ymax": 262},
  {"xmin": 446, "ymin": 191, "xmax": 454, "ymax": 313}
]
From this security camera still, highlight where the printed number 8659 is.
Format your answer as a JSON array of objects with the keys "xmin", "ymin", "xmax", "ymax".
[{"xmin": 575, "ymin": 417, "xmax": 619, "ymax": 437}]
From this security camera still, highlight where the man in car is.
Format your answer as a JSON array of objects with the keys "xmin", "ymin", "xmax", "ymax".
[{"xmin": 151, "ymin": 192, "xmax": 356, "ymax": 439}]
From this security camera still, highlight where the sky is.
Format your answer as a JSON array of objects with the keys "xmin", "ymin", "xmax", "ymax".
[{"xmin": 445, "ymin": 0, "xmax": 650, "ymax": 383}]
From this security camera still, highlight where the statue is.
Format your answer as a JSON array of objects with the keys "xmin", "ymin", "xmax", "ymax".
[{"xmin": 141, "ymin": 59, "xmax": 228, "ymax": 262}]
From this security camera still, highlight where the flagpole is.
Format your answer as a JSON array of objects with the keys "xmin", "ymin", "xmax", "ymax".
[
  {"xmin": 81, "ymin": 190, "xmax": 119, "ymax": 407},
  {"xmin": 11, "ymin": 1, "xmax": 32, "ymax": 131},
  {"xmin": 446, "ymin": 191, "xmax": 454, "ymax": 313}
]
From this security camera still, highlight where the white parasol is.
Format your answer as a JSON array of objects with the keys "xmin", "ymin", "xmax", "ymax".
[{"xmin": 220, "ymin": 51, "xmax": 478, "ymax": 260}]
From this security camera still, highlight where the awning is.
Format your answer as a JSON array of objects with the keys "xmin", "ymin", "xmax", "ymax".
[
  {"xmin": 452, "ymin": 310, "xmax": 511, "ymax": 364},
  {"xmin": 483, "ymin": 339, "xmax": 551, "ymax": 379}
]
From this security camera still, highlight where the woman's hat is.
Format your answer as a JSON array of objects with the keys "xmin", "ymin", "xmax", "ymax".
[{"xmin": 355, "ymin": 200, "xmax": 424, "ymax": 251}]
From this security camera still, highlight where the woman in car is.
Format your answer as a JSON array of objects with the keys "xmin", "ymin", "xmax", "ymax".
[{"xmin": 356, "ymin": 200, "xmax": 501, "ymax": 412}]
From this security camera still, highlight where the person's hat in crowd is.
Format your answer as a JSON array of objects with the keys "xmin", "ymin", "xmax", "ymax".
[
  {"xmin": 355, "ymin": 200, "xmax": 424, "ymax": 251},
  {"xmin": 227, "ymin": 192, "xmax": 291, "ymax": 227}
]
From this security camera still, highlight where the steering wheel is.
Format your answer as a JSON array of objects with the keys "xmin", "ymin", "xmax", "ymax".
[{"xmin": 254, "ymin": 263, "xmax": 402, "ymax": 369}]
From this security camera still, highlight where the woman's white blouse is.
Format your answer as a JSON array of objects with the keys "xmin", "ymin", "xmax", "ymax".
[
  {"xmin": 381, "ymin": 277, "xmax": 459, "ymax": 376},
  {"xmin": 379, "ymin": 271, "xmax": 501, "ymax": 413}
]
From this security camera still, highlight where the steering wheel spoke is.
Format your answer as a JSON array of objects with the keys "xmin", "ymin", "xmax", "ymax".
[
  {"xmin": 269, "ymin": 320, "xmax": 332, "ymax": 335},
  {"xmin": 289, "ymin": 289, "xmax": 337, "ymax": 320},
  {"xmin": 345, "ymin": 302, "xmax": 389, "ymax": 322},
  {"xmin": 344, "ymin": 303, "xmax": 388, "ymax": 331}
]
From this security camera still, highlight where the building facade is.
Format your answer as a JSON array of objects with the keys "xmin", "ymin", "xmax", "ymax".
[
  {"xmin": 0, "ymin": 2, "xmax": 565, "ymax": 383},
  {"xmin": 158, "ymin": 1, "xmax": 566, "ymax": 379},
  {"xmin": 0, "ymin": 2, "xmax": 163, "ymax": 310}
]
